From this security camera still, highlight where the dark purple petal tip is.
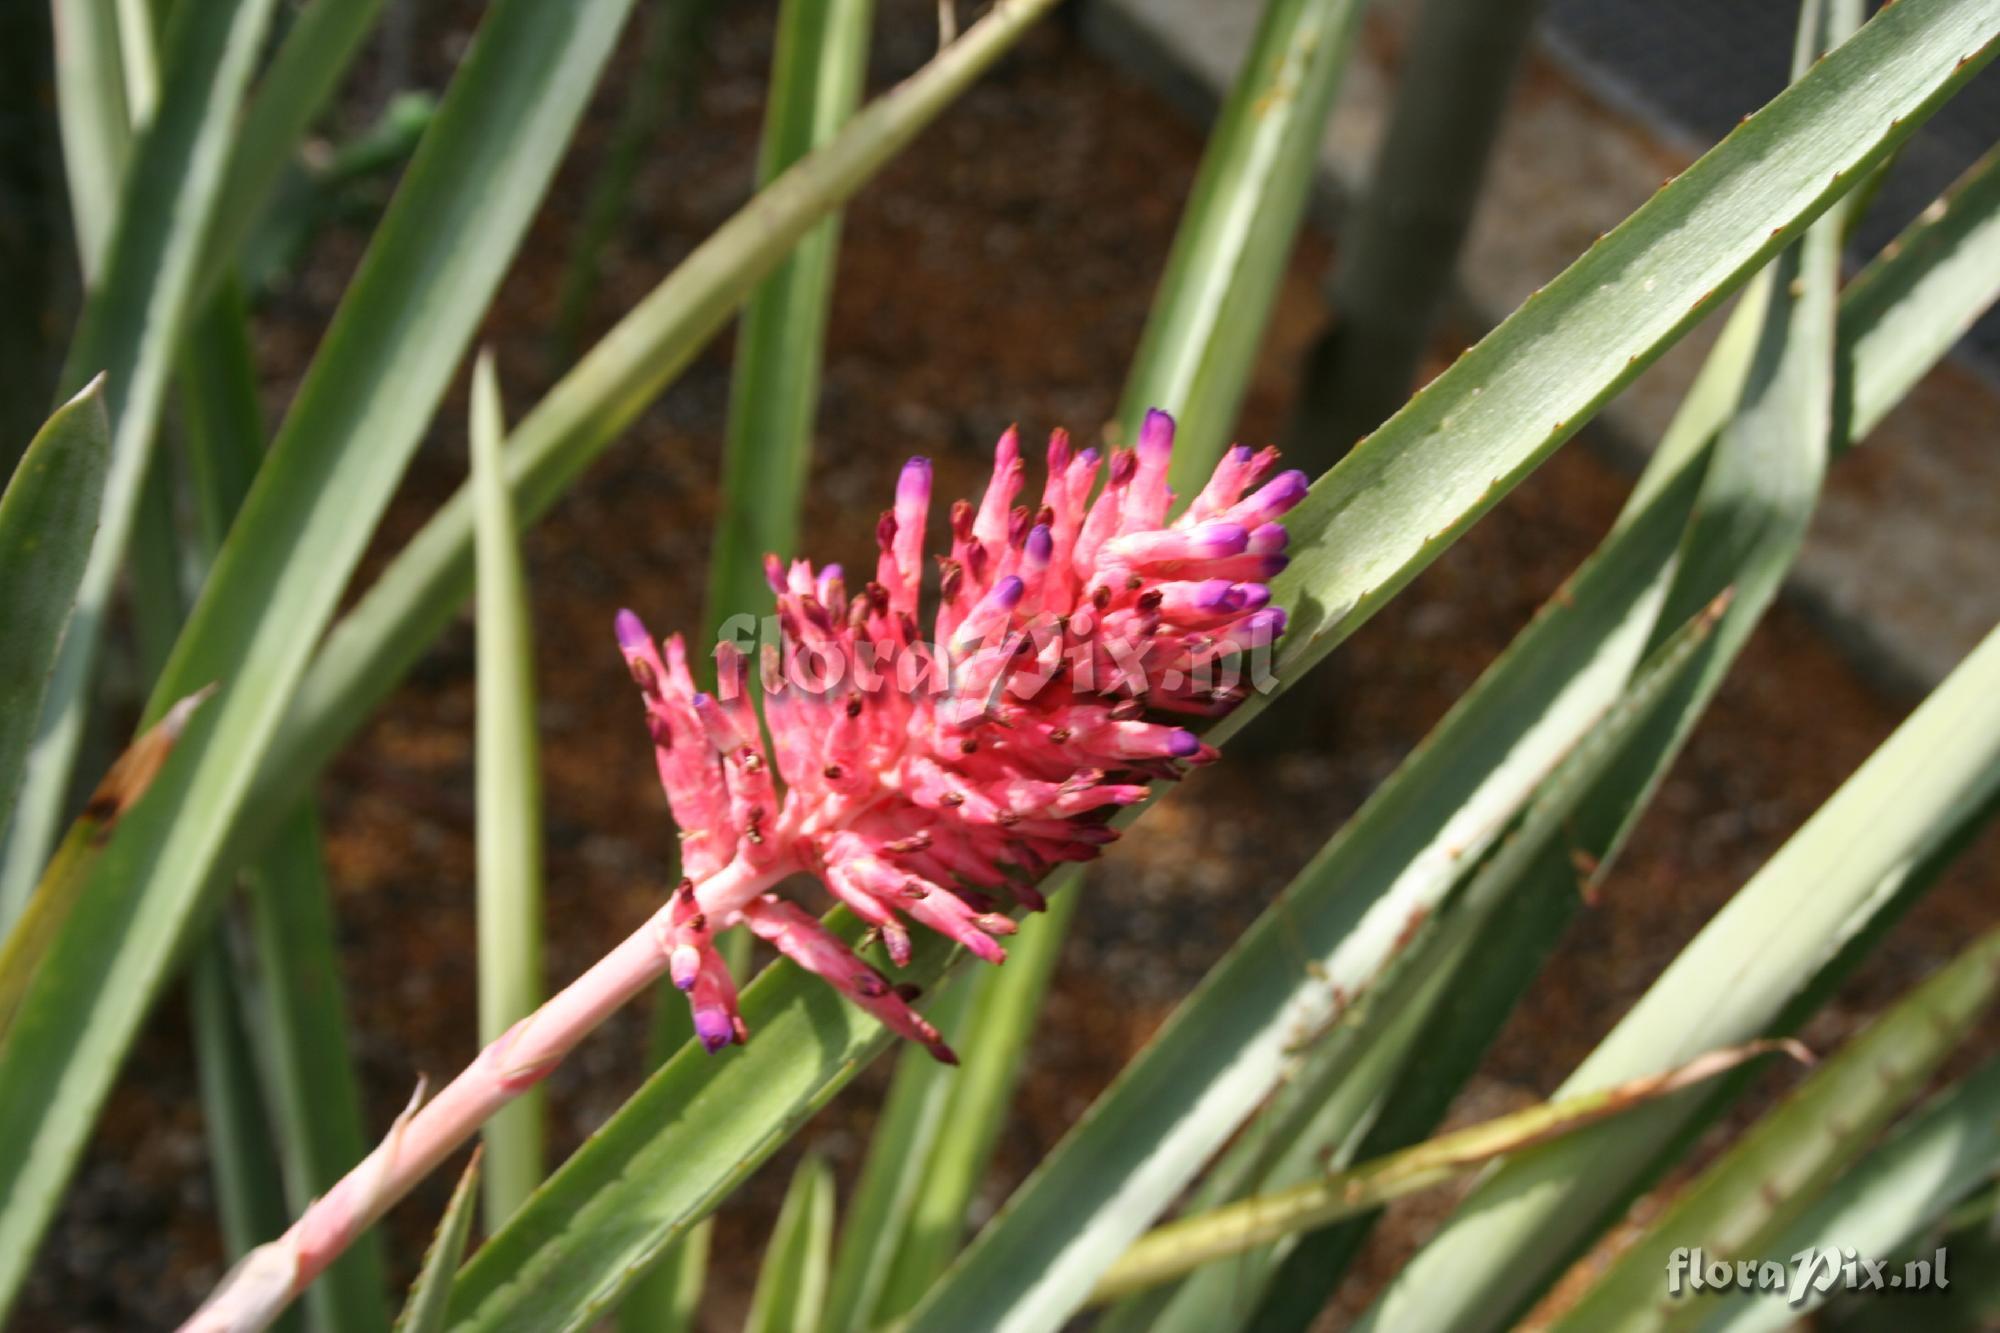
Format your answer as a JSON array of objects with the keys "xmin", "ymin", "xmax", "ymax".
[
  {"xmin": 694, "ymin": 1010, "xmax": 735, "ymax": 1053},
  {"xmin": 1267, "ymin": 470, "xmax": 1310, "ymax": 508},
  {"xmin": 615, "ymin": 609, "xmax": 650, "ymax": 652},
  {"xmin": 1196, "ymin": 578, "xmax": 1238, "ymax": 611},
  {"xmin": 1167, "ymin": 728, "xmax": 1201, "ymax": 758}
]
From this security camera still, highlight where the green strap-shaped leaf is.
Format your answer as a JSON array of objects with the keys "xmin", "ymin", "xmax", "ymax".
[
  {"xmin": 187, "ymin": 941, "xmax": 293, "ymax": 1281},
  {"xmin": 240, "ymin": 808, "xmax": 393, "ymax": 1333},
  {"xmin": 1554, "ymin": 926, "xmax": 2000, "ymax": 1332},
  {"xmin": 1089, "ymin": 1039, "xmax": 1804, "ymax": 1306},
  {"xmin": 2, "ymin": 0, "xmax": 283, "ymax": 917},
  {"xmin": 1112, "ymin": 0, "xmax": 1368, "ymax": 485},
  {"xmin": 50, "ymin": 0, "xmax": 133, "ymax": 280},
  {"xmin": 0, "ymin": 0, "xmax": 635, "ymax": 1314},
  {"xmin": 745, "ymin": 1153, "xmax": 837, "ymax": 1333},
  {"xmin": 1839, "ymin": 139, "xmax": 2000, "ymax": 444},
  {"xmin": 0, "ymin": 380, "xmax": 109, "ymax": 845},
  {"xmin": 394, "ymin": 1150, "xmax": 483, "ymax": 1333},
  {"xmin": 704, "ymin": 0, "xmax": 874, "ymax": 645},
  {"xmin": 472, "ymin": 350, "xmax": 547, "ymax": 1230},
  {"xmin": 172, "ymin": 273, "xmax": 391, "ymax": 1333},
  {"xmin": 1213, "ymin": 0, "xmax": 1997, "ymax": 752},
  {"xmin": 196, "ymin": 0, "xmax": 392, "ymax": 301},
  {"xmin": 1357, "ymin": 617, "xmax": 2000, "ymax": 1332},
  {"xmin": 821, "ymin": 975, "xmax": 976, "ymax": 1333},
  {"xmin": 1699, "ymin": 1056, "xmax": 2000, "ymax": 1332},
  {"xmin": 1247, "ymin": 125, "xmax": 2000, "ymax": 1332},
  {"xmin": 872, "ymin": 888, "xmax": 1079, "ymax": 1323}
]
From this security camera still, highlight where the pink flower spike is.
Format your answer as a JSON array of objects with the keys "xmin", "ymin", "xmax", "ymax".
[{"xmin": 605, "ymin": 411, "xmax": 1295, "ymax": 1064}]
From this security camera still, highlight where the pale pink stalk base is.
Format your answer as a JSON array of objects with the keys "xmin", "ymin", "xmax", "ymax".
[{"xmin": 180, "ymin": 860, "xmax": 781, "ymax": 1333}]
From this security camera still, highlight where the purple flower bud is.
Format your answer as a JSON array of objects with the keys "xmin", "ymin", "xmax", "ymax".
[
  {"xmin": 1026, "ymin": 523, "xmax": 1054, "ymax": 565},
  {"xmin": 1167, "ymin": 728, "xmax": 1201, "ymax": 758},
  {"xmin": 614, "ymin": 609, "xmax": 651, "ymax": 654},
  {"xmin": 1138, "ymin": 408, "xmax": 1175, "ymax": 461},
  {"xmin": 693, "ymin": 1009, "xmax": 735, "ymax": 1054},
  {"xmin": 1195, "ymin": 578, "xmax": 1242, "ymax": 612},
  {"xmin": 1244, "ymin": 607, "xmax": 1287, "ymax": 640},
  {"xmin": 898, "ymin": 456, "xmax": 932, "ymax": 506},
  {"xmin": 1248, "ymin": 522, "xmax": 1288, "ymax": 555}
]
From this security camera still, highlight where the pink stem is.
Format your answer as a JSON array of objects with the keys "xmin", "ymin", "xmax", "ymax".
[{"xmin": 180, "ymin": 858, "xmax": 777, "ymax": 1333}]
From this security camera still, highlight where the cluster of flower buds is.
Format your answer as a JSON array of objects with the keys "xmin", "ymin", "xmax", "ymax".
[{"xmin": 617, "ymin": 410, "xmax": 1304, "ymax": 1062}]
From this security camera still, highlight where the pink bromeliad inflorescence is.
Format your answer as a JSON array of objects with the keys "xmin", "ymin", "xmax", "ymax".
[{"xmin": 615, "ymin": 409, "xmax": 1305, "ymax": 1063}]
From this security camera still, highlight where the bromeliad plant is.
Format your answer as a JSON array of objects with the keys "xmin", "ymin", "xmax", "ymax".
[
  {"xmin": 2, "ymin": 0, "xmax": 1999, "ymax": 1330},
  {"xmin": 188, "ymin": 413, "xmax": 1304, "ymax": 1326}
]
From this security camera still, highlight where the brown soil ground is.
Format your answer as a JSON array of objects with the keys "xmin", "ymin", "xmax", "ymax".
[{"xmin": 17, "ymin": 2, "xmax": 1997, "ymax": 1329}]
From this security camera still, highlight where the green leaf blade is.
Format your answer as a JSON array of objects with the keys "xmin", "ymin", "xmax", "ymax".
[
  {"xmin": 1116, "ymin": 0, "xmax": 1367, "ymax": 485},
  {"xmin": 1553, "ymin": 926, "xmax": 2000, "ymax": 1333},
  {"xmin": 0, "ymin": 379, "xmax": 110, "ymax": 846},
  {"xmin": 0, "ymin": 0, "xmax": 635, "ymax": 1312},
  {"xmin": 706, "ymin": 0, "xmax": 873, "ymax": 644},
  {"xmin": 1219, "ymin": 0, "xmax": 1998, "ymax": 752},
  {"xmin": 395, "ymin": 1150, "xmax": 483, "ymax": 1333},
  {"xmin": 1701, "ymin": 1055, "xmax": 2000, "ymax": 1332},
  {"xmin": 472, "ymin": 351, "xmax": 547, "ymax": 1229},
  {"xmin": 5, "ymin": 0, "xmax": 285, "ymax": 911},
  {"xmin": 745, "ymin": 1153, "xmax": 836, "ymax": 1333},
  {"xmin": 821, "ymin": 975, "xmax": 976, "ymax": 1333}
]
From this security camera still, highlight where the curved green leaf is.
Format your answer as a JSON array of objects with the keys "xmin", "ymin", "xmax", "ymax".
[
  {"xmin": 1090, "ymin": 1040, "xmax": 1805, "ymax": 1306},
  {"xmin": 1112, "ymin": 0, "xmax": 1367, "ymax": 485},
  {"xmin": 821, "ymin": 975, "xmax": 976, "ymax": 1333},
  {"xmin": 1554, "ymin": 926, "xmax": 2000, "ymax": 1332},
  {"xmin": 3, "ymin": 0, "xmax": 281, "ymax": 918},
  {"xmin": 1358, "ymin": 613, "xmax": 2000, "ymax": 1332},
  {"xmin": 1841, "ymin": 139, "xmax": 2000, "ymax": 443},
  {"xmin": 472, "ymin": 351, "xmax": 547, "ymax": 1229},
  {"xmin": 872, "ymin": 888, "xmax": 1077, "ymax": 1322},
  {"xmin": 0, "ymin": 0, "xmax": 635, "ymax": 1312},
  {"xmin": 0, "ymin": 380, "xmax": 109, "ymax": 844},
  {"xmin": 1701, "ymin": 1056, "xmax": 2000, "ymax": 1332},
  {"xmin": 745, "ymin": 1153, "xmax": 836, "ymax": 1333},
  {"xmin": 705, "ymin": 0, "xmax": 874, "ymax": 644},
  {"xmin": 394, "ymin": 1150, "xmax": 483, "ymax": 1333},
  {"xmin": 1212, "ymin": 0, "xmax": 1997, "ymax": 754}
]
